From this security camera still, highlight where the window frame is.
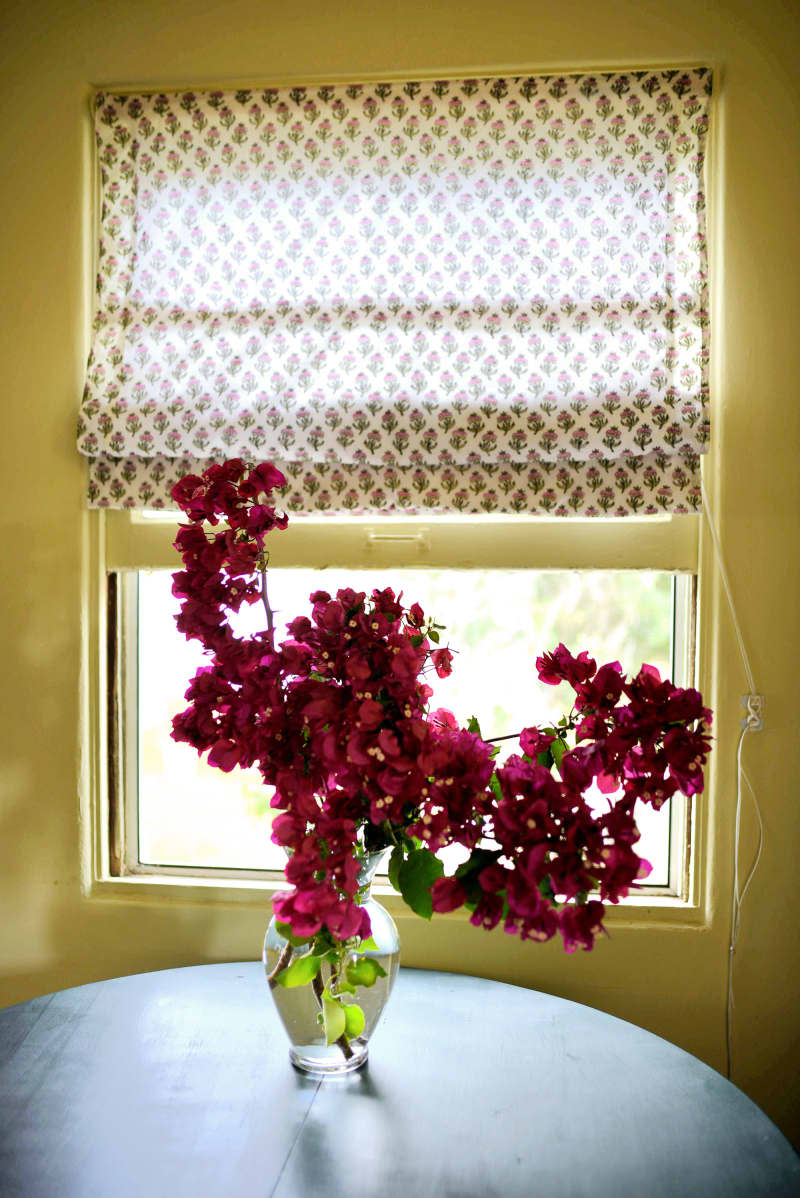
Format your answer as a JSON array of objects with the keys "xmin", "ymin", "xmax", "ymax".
[{"xmin": 91, "ymin": 508, "xmax": 701, "ymax": 914}]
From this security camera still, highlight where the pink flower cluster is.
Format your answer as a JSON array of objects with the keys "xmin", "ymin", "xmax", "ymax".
[
  {"xmin": 170, "ymin": 459, "xmax": 480, "ymax": 940},
  {"xmin": 431, "ymin": 644, "xmax": 711, "ymax": 951},
  {"xmin": 170, "ymin": 460, "xmax": 712, "ymax": 954}
]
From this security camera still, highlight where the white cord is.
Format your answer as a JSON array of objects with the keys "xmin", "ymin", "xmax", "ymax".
[
  {"xmin": 701, "ymin": 477, "xmax": 764, "ymax": 1080},
  {"xmin": 700, "ymin": 477, "xmax": 756, "ymax": 693},
  {"xmin": 737, "ymin": 765, "xmax": 763, "ymax": 910},
  {"xmin": 725, "ymin": 731, "xmax": 764, "ymax": 1077}
]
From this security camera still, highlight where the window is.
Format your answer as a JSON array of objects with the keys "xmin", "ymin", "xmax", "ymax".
[
  {"xmin": 101, "ymin": 511, "xmax": 698, "ymax": 900},
  {"xmin": 83, "ymin": 69, "xmax": 710, "ymax": 910}
]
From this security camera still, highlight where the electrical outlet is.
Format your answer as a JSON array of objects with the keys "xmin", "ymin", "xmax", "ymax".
[{"xmin": 741, "ymin": 694, "xmax": 765, "ymax": 731}]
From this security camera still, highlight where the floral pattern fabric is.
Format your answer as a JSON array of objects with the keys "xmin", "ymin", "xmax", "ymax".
[
  {"xmin": 79, "ymin": 70, "xmax": 712, "ymax": 514},
  {"xmin": 89, "ymin": 449, "xmax": 700, "ymax": 516}
]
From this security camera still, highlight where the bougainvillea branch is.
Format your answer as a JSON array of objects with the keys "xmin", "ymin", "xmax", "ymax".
[{"xmin": 170, "ymin": 459, "xmax": 712, "ymax": 969}]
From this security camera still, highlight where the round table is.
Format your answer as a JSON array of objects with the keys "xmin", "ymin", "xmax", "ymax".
[{"xmin": 0, "ymin": 963, "xmax": 797, "ymax": 1197}]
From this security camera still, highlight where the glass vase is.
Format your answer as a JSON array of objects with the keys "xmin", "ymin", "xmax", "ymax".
[{"xmin": 263, "ymin": 851, "xmax": 400, "ymax": 1075}]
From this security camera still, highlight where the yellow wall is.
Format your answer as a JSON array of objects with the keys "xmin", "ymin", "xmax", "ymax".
[{"xmin": 1, "ymin": 0, "xmax": 798, "ymax": 1146}]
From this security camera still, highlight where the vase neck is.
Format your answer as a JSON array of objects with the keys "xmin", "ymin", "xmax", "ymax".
[
  {"xmin": 356, "ymin": 848, "xmax": 390, "ymax": 895},
  {"xmin": 282, "ymin": 844, "xmax": 389, "ymax": 899}
]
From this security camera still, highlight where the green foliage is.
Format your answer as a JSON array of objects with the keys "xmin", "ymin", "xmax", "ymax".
[
  {"xmin": 455, "ymin": 847, "xmax": 503, "ymax": 911},
  {"xmin": 274, "ymin": 920, "xmax": 313, "ymax": 948},
  {"xmin": 551, "ymin": 737, "xmax": 568, "ymax": 770},
  {"xmin": 346, "ymin": 957, "xmax": 387, "ymax": 988},
  {"xmin": 343, "ymin": 1003, "xmax": 366, "ymax": 1038},
  {"xmin": 397, "ymin": 847, "xmax": 444, "ymax": 919},
  {"xmin": 455, "ymin": 847, "xmax": 502, "ymax": 881},
  {"xmin": 322, "ymin": 994, "xmax": 346, "ymax": 1045},
  {"xmin": 388, "ymin": 845, "xmax": 404, "ymax": 892},
  {"xmin": 274, "ymin": 953, "xmax": 323, "ymax": 988}
]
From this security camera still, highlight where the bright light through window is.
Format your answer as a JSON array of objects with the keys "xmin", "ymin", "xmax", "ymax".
[{"xmin": 135, "ymin": 568, "xmax": 678, "ymax": 885}]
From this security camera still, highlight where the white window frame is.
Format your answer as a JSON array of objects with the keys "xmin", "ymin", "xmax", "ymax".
[{"xmin": 86, "ymin": 508, "xmax": 701, "ymax": 915}]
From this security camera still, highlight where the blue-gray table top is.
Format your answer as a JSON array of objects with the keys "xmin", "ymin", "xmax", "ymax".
[{"xmin": 0, "ymin": 963, "xmax": 797, "ymax": 1197}]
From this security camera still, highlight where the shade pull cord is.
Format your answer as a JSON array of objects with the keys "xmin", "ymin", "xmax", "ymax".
[
  {"xmin": 725, "ymin": 731, "xmax": 764, "ymax": 1079},
  {"xmin": 700, "ymin": 478, "xmax": 755, "ymax": 693}
]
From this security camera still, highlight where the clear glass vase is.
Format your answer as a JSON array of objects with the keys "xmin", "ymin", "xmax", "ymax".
[{"xmin": 263, "ymin": 850, "xmax": 400, "ymax": 1075}]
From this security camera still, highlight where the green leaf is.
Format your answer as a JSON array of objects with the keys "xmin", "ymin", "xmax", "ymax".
[
  {"xmin": 343, "ymin": 1003, "xmax": 365, "ymax": 1038},
  {"xmin": 397, "ymin": 847, "xmax": 444, "ymax": 920},
  {"xmin": 539, "ymin": 876, "xmax": 556, "ymax": 904},
  {"xmin": 274, "ymin": 953, "xmax": 323, "ymax": 989},
  {"xmin": 466, "ymin": 715, "xmax": 483, "ymax": 738},
  {"xmin": 322, "ymin": 996, "xmax": 346, "ymax": 1045},
  {"xmin": 455, "ymin": 847, "xmax": 502, "ymax": 881},
  {"xmin": 356, "ymin": 935, "xmax": 380, "ymax": 953},
  {"xmin": 274, "ymin": 921, "xmax": 312, "ymax": 949},
  {"xmin": 346, "ymin": 957, "xmax": 388, "ymax": 988},
  {"xmin": 489, "ymin": 772, "xmax": 504, "ymax": 804},
  {"xmin": 309, "ymin": 929, "xmax": 337, "ymax": 956},
  {"xmin": 410, "ymin": 634, "xmax": 424, "ymax": 648},
  {"xmin": 454, "ymin": 847, "xmax": 503, "ymax": 908},
  {"xmin": 388, "ymin": 845, "xmax": 405, "ymax": 892},
  {"xmin": 428, "ymin": 629, "xmax": 440, "ymax": 644},
  {"xmin": 551, "ymin": 738, "xmax": 568, "ymax": 770}
]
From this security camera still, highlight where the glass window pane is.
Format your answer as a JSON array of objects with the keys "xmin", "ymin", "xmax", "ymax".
[{"xmin": 136, "ymin": 568, "xmax": 675, "ymax": 881}]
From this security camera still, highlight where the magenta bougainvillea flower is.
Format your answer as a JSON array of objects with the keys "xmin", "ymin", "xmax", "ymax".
[{"xmin": 170, "ymin": 459, "xmax": 712, "ymax": 955}]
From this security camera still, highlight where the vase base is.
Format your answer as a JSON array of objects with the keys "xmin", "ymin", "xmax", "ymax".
[{"xmin": 290, "ymin": 1041, "xmax": 368, "ymax": 1076}]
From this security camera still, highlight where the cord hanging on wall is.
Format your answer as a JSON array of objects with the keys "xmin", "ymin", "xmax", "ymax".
[{"xmin": 700, "ymin": 478, "xmax": 765, "ymax": 1080}]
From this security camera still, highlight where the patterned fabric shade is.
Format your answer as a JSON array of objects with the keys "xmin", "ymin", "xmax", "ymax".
[{"xmin": 79, "ymin": 70, "xmax": 712, "ymax": 514}]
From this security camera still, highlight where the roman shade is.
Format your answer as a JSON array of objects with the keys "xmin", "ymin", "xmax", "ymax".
[{"xmin": 78, "ymin": 69, "xmax": 711, "ymax": 515}]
